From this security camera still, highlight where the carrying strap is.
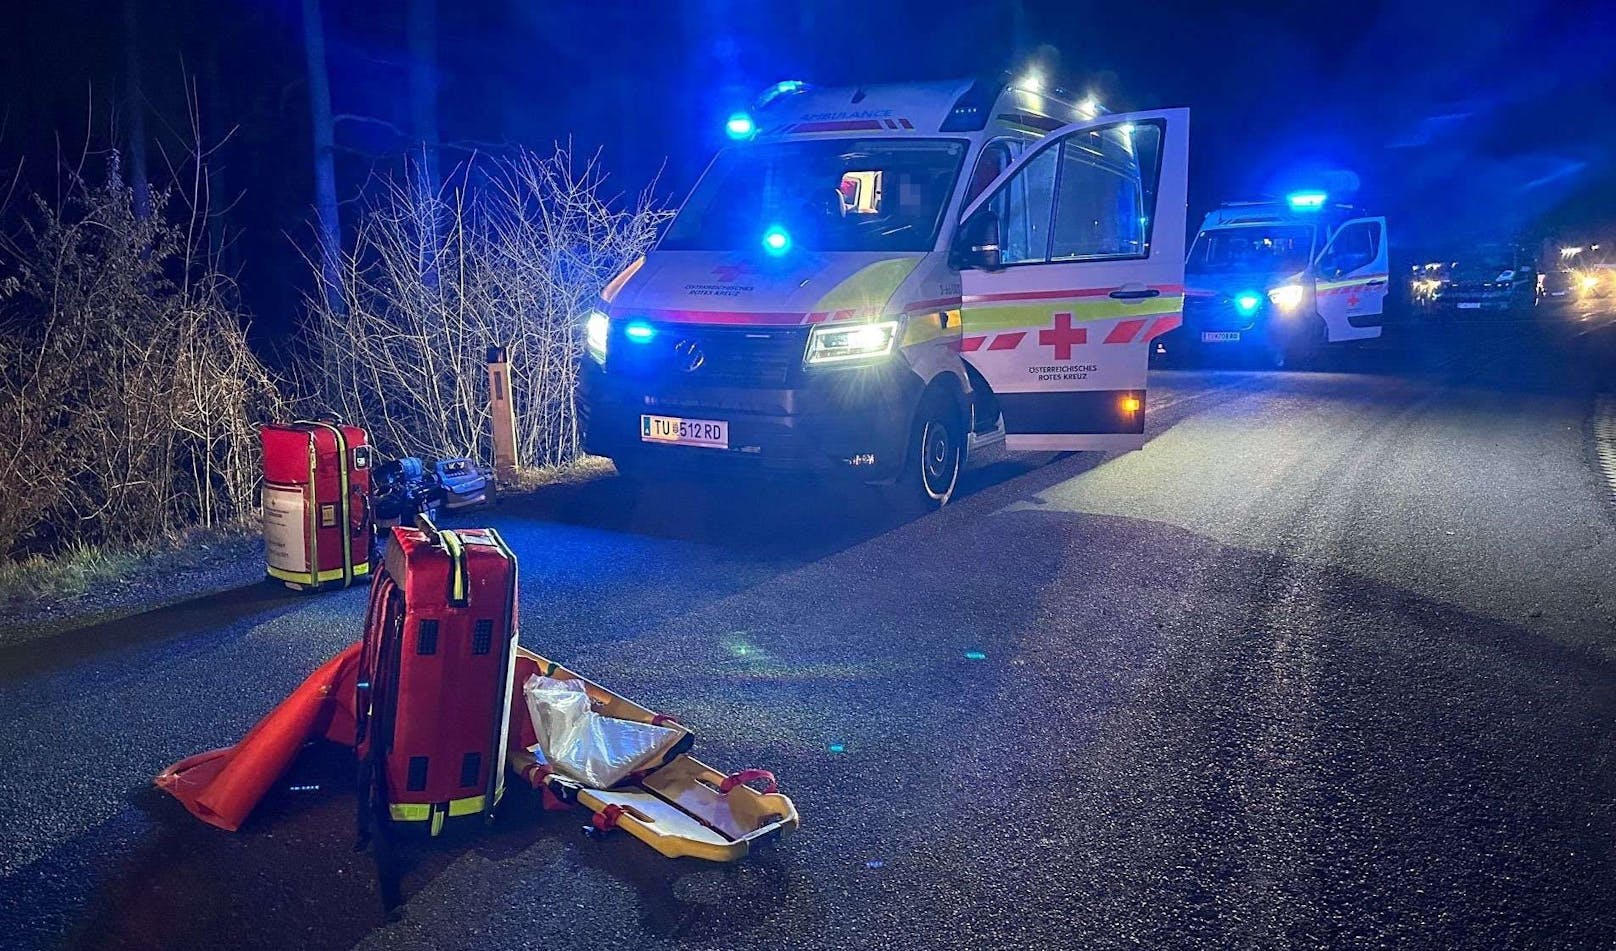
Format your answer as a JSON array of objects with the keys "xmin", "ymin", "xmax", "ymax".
[
  {"xmin": 296, "ymin": 420, "xmax": 356, "ymax": 588},
  {"xmin": 415, "ymin": 514, "xmax": 469, "ymax": 607},
  {"xmin": 591, "ymin": 803, "xmax": 628, "ymax": 834},
  {"xmin": 718, "ymin": 769, "xmax": 778, "ymax": 796}
]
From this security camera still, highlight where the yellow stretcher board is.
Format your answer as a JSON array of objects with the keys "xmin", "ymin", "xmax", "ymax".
[{"xmin": 509, "ymin": 649, "xmax": 799, "ymax": 862}]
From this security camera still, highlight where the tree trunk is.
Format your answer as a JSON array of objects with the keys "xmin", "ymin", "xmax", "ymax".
[
  {"xmin": 407, "ymin": 0, "xmax": 441, "ymax": 287},
  {"xmin": 122, "ymin": 0, "xmax": 150, "ymax": 219},
  {"xmin": 300, "ymin": 0, "xmax": 343, "ymax": 313}
]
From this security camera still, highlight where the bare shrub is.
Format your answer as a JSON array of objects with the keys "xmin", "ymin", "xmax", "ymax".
[
  {"xmin": 0, "ymin": 153, "xmax": 281, "ymax": 558},
  {"xmin": 305, "ymin": 148, "xmax": 666, "ymax": 468}
]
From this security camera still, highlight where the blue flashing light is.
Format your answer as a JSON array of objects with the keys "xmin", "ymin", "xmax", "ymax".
[
  {"xmin": 759, "ymin": 80, "xmax": 808, "ymax": 104},
  {"xmin": 624, "ymin": 321, "xmax": 656, "ymax": 343},
  {"xmin": 828, "ymin": 743, "xmax": 846, "ymax": 753},
  {"xmin": 762, "ymin": 225, "xmax": 792, "ymax": 256},
  {"xmin": 1286, "ymin": 190, "xmax": 1328, "ymax": 211},
  {"xmin": 1234, "ymin": 292, "xmax": 1263, "ymax": 316},
  {"xmin": 964, "ymin": 650, "xmax": 987, "ymax": 661},
  {"xmin": 725, "ymin": 112, "xmax": 756, "ymax": 140}
]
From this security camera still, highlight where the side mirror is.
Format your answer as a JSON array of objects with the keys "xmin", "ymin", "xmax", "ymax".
[{"xmin": 952, "ymin": 211, "xmax": 1002, "ymax": 272}]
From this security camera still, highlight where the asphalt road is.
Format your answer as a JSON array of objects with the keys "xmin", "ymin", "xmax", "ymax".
[{"xmin": 1, "ymin": 308, "xmax": 1613, "ymax": 950}]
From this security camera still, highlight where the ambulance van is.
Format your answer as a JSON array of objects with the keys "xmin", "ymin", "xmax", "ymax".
[
  {"xmin": 1175, "ymin": 195, "xmax": 1388, "ymax": 365},
  {"xmin": 580, "ymin": 77, "xmax": 1190, "ymax": 507}
]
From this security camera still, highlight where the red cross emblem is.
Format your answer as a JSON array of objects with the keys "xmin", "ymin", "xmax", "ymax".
[
  {"xmin": 1038, "ymin": 312, "xmax": 1088, "ymax": 361},
  {"xmin": 1345, "ymin": 289, "xmax": 1361, "ymax": 307},
  {"xmin": 711, "ymin": 263, "xmax": 752, "ymax": 283}
]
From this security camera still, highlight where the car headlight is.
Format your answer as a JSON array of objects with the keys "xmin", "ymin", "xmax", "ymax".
[
  {"xmin": 1579, "ymin": 273, "xmax": 1600, "ymax": 293},
  {"xmin": 585, "ymin": 311, "xmax": 609, "ymax": 363},
  {"xmin": 1267, "ymin": 283, "xmax": 1305, "ymax": 311},
  {"xmin": 804, "ymin": 319, "xmax": 901, "ymax": 365},
  {"xmin": 1495, "ymin": 270, "xmax": 1515, "ymax": 282}
]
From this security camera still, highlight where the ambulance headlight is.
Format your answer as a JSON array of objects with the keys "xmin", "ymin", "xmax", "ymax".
[
  {"xmin": 805, "ymin": 320, "xmax": 901, "ymax": 365},
  {"xmin": 1267, "ymin": 283, "xmax": 1306, "ymax": 312},
  {"xmin": 585, "ymin": 311, "xmax": 609, "ymax": 363}
]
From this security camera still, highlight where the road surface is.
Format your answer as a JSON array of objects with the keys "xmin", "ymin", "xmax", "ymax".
[{"xmin": 1, "ymin": 313, "xmax": 1613, "ymax": 950}]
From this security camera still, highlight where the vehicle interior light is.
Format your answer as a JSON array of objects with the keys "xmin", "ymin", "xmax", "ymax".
[
  {"xmin": 1286, "ymin": 190, "xmax": 1328, "ymax": 211},
  {"xmin": 624, "ymin": 321, "xmax": 656, "ymax": 343},
  {"xmin": 725, "ymin": 112, "xmax": 757, "ymax": 140}
]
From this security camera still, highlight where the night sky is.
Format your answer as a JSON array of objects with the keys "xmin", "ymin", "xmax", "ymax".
[{"xmin": 3, "ymin": 0, "xmax": 1613, "ymax": 339}]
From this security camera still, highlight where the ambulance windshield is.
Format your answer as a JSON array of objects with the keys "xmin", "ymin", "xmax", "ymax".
[
  {"xmin": 660, "ymin": 138, "xmax": 967, "ymax": 254},
  {"xmin": 1187, "ymin": 226, "xmax": 1315, "ymax": 275}
]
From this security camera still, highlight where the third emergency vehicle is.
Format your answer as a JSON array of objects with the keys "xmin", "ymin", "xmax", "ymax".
[
  {"xmin": 580, "ymin": 76, "xmax": 1190, "ymax": 508},
  {"xmin": 1174, "ymin": 194, "xmax": 1388, "ymax": 365}
]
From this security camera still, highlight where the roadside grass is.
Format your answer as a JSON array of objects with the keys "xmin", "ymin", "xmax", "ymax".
[
  {"xmin": 506, "ymin": 456, "xmax": 618, "ymax": 492},
  {"xmin": 0, "ymin": 523, "xmax": 256, "ymax": 607},
  {"xmin": 0, "ymin": 543, "xmax": 148, "ymax": 604},
  {"xmin": 0, "ymin": 458, "xmax": 613, "ymax": 611}
]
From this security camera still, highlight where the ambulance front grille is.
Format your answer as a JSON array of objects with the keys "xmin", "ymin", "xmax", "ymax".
[{"xmin": 608, "ymin": 324, "xmax": 806, "ymax": 389}]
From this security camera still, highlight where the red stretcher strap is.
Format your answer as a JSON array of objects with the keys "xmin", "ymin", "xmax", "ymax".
[
  {"xmin": 650, "ymin": 713, "xmax": 681, "ymax": 727},
  {"xmin": 591, "ymin": 803, "xmax": 627, "ymax": 833},
  {"xmin": 718, "ymin": 769, "xmax": 777, "ymax": 795}
]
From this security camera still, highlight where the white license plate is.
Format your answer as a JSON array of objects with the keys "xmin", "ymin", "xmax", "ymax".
[
  {"xmin": 1457, "ymin": 302, "xmax": 1482, "ymax": 309},
  {"xmin": 640, "ymin": 415, "xmax": 728, "ymax": 449},
  {"xmin": 1201, "ymin": 331, "xmax": 1241, "ymax": 343}
]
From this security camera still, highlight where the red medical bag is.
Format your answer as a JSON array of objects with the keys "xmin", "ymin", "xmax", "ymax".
[
  {"xmin": 356, "ymin": 519, "xmax": 519, "ymax": 836},
  {"xmin": 260, "ymin": 421, "xmax": 373, "ymax": 591}
]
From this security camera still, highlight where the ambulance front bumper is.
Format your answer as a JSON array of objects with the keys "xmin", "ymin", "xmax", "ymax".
[{"xmin": 579, "ymin": 359, "xmax": 918, "ymax": 481}]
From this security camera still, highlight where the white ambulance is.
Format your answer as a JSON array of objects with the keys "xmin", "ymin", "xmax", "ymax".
[
  {"xmin": 580, "ymin": 77, "xmax": 1190, "ymax": 507},
  {"xmin": 1176, "ymin": 195, "xmax": 1388, "ymax": 365}
]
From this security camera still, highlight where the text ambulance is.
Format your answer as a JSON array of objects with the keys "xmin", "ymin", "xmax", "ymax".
[
  {"xmin": 1175, "ymin": 194, "xmax": 1388, "ymax": 364},
  {"xmin": 580, "ymin": 77, "xmax": 1189, "ymax": 507}
]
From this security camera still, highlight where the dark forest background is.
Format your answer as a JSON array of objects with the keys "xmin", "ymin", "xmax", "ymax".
[{"xmin": 2, "ymin": 0, "xmax": 1613, "ymax": 345}]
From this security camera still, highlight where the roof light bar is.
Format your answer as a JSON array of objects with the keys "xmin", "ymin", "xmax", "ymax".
[{"xmin": 1286, "ymin": 190, "xmax": 1329, "ymax": 211}]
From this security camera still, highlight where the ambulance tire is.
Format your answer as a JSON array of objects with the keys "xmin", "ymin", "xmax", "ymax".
[{"xmin": 889, "ymin": 394, "xmax": 963, "ymax": 511}]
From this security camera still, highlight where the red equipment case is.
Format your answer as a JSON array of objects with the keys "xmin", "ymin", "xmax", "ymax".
[
  {"xmin": 261, "ymin": 421, "xmax": 373, "ymax": 591},
  {"xmin": 356, "ymin": 519, "xmax": 519, "ymax": 836}
]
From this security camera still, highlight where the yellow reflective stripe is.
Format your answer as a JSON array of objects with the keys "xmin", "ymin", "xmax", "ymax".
[
  {"xmin": 268, "ymin": 563, "xmax": 368, "ymax": 585},
  {"xmin": 305, "ymin": 439, "xmax": 319, "ymax": 582},
  {"xmin": 900, "ymin": 310, "xmax": 961, "ymax": 347},
  {"xmin": 388, "ymin": 793, "xmax": 489, "ymax": 823},
  {"xmin": 811, "ymin": 257, "xmax": 921, "ymax": 313},
  {"xmin": 966, "ymin": 294, "xmax": 1184, "ymax": 334},
  {"xmin": 447, "ymin": 796, "xmax": 487, "ymax": 817}
]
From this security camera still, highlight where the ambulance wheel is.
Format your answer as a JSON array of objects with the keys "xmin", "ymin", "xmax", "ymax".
[{"xmin": 890, "ymin": 398, "xmax": 962, "ymax": 510}]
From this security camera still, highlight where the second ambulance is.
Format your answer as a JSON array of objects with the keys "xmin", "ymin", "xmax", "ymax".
[
  {"xmin": 580, "ymin": 76, "xmax": 1190, "ymax": 508},
  {"xmin": 1176, "ymin": 193, "xmax": 1388, "ymax": 365}
]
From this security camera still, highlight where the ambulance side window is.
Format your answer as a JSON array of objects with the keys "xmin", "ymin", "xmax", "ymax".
[
  {"xmin": 963, "ymin": 141, "xmax": 1013, "ymax": 208},
  {"xmin": 1049, "ymin": 122, "xmax": 1162, "ymax": 261},
  {"xmin": 997, "ymin": 146, "xmax": 1059, "ymax": 265},
  {"xmin": 1318, "ymin": 222, "xmax": 1379, "ymax": 276}
]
